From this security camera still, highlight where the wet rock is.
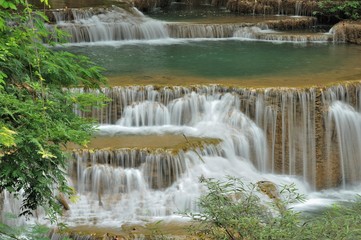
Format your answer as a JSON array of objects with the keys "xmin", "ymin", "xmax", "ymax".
[
  {"xmin": 265, "ymin": 17, "xmax": 317, "ymax": 30},
  {"xmin": 257, "ymin": 180, "xmax": 286, "ymax": 213},
  {"xmin": 227, "ymin": 0, "xmax": 317, "ymax": 16},
  {"xmin": 332, "ymin": 21, "xmax": 361, "ymax": 44},
  {"xmin": 257, "ymin": 180, "xmax": 280, "ymax": 200}
]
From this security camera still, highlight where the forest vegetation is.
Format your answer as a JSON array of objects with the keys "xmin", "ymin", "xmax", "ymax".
[{"xmin": 0, "ymin": 0, "xmax": 106, "ymax": 220}]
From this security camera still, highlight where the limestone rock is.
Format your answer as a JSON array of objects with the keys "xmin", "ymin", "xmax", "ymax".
[{"xmin": 332, "ymin": 21, "xmax": 361, "ymax": 44}]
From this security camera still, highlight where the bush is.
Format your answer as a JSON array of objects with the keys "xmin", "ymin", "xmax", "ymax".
[
  {"xmin": 187, "ymin": 176, "xmax": 361, "ymax": 240},
  {"xmin": 314, "ymin": 0, "xmax": 361, "ymax": 21}
]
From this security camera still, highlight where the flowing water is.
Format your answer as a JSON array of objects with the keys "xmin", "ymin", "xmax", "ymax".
[
  {"xmin": 4, "ymin": 84, "xmax": 358, "ymax": 228},
  {"xmin": 2, "ymin": 4, "xmax": 361, "ymax": 234}
]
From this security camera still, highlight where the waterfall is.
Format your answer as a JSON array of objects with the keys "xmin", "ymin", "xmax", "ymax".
[
  {"xmin": 233, "ymin": 26, "xmax": 332, "ymax": 42},
  {"xmin": 4, "ymin": 83, "xmax": 361, "ymax": 226},
  {"xmin": 71, "ymin": 147, "xmax": 219, "ymax": 192},
  {"xmin": 61, "ymin": 143, "xmax": 232, "ymax": 225},
  {"xmin": 73, "ymin": 83, "xmax": 361, "ymax": 189},
  {"xmin": 117, "ymin": 101, "xmax": 172, "ymax": 126},
  {"xmin": 167, "ymin": 23, "xmax": 239, "ymax": 38},
  {"xmin": 52, "ymin": 86, "xmax": 282, "ymax": 226},
  {"xmin": 48, "ymin": 7, "xmax": 330, "ymax": 43},
  {"xmin": 328, "ymin": 26, "xmax": 346, "ymax": 43},
  {"xmin": 322, "ymin": 81, "xmax": 361, "ymax": 169},
  {"xmin": 60, "ymin": 83, "xmax": 361, "ymax": 226},
  {"xmin": 51, "ymin": 7, "xmax": 169, "ymax": 42},
  {"xmin": 326, "ymin": 102, "xmax": 361, "ymax": 188},
  {"xmin": 294, "ymin": 1, "xmax": 302, "ymax": 16},
  {"xmin": 233, "ymin": 26, "xmax": 273, "ymax": 39}
]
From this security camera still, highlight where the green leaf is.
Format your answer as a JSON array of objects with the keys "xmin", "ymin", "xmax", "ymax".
[
  {"xmin": 37, "ymin": 149, "xmax": 57, "ymax": 159},
  {"xmin": 0, "ymin": 126, "xmax": 16, "ymax": 147},
  {"xmin": 0, "ymin": 0, "xmax": 9, "ymax": 8},
  {"xmin": 8, "ymin": 2, "xmax": 16, "ymax": 9}
]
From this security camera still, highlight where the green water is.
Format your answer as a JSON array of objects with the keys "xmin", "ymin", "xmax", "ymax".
[{"xmin": 66, "ymin": 41, "xmax": 361, "ymax": 85}]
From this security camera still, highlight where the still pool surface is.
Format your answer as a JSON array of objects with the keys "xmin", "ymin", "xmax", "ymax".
[{"xmin": 65, "ymin": 40, "xmax": 361, "ymax": 87}]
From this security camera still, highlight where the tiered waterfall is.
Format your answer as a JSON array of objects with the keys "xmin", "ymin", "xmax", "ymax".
[
  {"xmin": 23, "ymin": 83, "xmax": 357, "ymax": 226},
  {"xmin": 1, "ymin": 4, "xmax": 360, "ymax": 228}
]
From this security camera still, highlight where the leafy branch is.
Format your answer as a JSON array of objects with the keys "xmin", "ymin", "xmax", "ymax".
[{"xmin": 0, "ymin": 0, "xmax": 107, "ymax": 220}]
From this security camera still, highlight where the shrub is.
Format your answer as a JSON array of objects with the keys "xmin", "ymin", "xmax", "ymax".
[
  {"xmin": 314, "ymin": 0, "xmax": 361, "ymax": 21},
  {"xmin": 187, "ymin": 176, "xmax": 361, "ymax": 240}
]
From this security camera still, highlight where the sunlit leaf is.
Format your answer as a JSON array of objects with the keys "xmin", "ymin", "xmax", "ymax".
[{"xmin": 0, "ymin": 127, "xmax": 16, "ymax": 147}]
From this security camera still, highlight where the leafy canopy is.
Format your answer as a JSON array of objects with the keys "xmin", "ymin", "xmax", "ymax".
[
  {"xmin": 0, "ymin": 0, "xmax": 107, "ymax": 219},
  {"xmin": 314, "ymin": 0, "xmax": 361, "ymax": 20}
]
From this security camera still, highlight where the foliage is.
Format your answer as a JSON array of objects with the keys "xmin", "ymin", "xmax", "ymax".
[
  {"xmin": 303, "ymin": 197, "xmax": 361, "ymax": 239},
  {"xmin": 186, "ymin": 177, "xmax": 304, "ymax": 240},
  {"xmin": 0, "ymin": 0, "xmax": 107, "ymax": 221},
  {"xmin": 187, "ymin": 177, "xmax": 361, "ymax": 240},
  {"xmin": 314, "ymin": 0, "xmax": 361, "ymax": 20},
  {"xmin": 1, "ymin": 222, "xmax": 49, "ymax": 240},
  {"xmin": 0, "ymin": 218, "xmax": 72, "ymax": 240}
]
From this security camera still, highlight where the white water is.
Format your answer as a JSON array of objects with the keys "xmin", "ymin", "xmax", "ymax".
[
  {"xmin": 327, "ymin": 102, "xmax": 361, "ymax": 187},
  {"xmin": 59, "ymin": 91, "xmax": 280, "ymax": 226},
  {"xmin": 3, "ymin": 85, "xmax": 361, "ymax": 227},
  {"xmin": 233, "ymin": 26, "xmax": 331, "ymax": 43},
  {"xmin": 50, "ymin": 6, "xmax": 334, "ymax": 44},
  {"xmin": 1, "ymin": 6, "xmax": 360, "ymax": 229},
  {"xmin": 36, "ymin": 85, "xmax": 361, "ymax": 226},
  {"xmin": 52, "ymin": 7, "xmax": 169, "ymax": 42}
]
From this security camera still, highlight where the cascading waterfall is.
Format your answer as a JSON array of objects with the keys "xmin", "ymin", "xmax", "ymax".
[
  {"xmin": 51, "ymin": 7, "xmax": 169, "ymax": 42},
  {"xmin": 74, "ymin": 83, "xmax": 361, "ymax": 188},
  {"xmin": 167, "ymin": 23, "xmax": 240, "ymax": 38},
  {"xmin": 2, "ymin": 4, "xmax": 360, "ymax": 231},
  {"xmin": 3, "ymin": 84, "xmax": 361, "ymax": 226},
  {"xmin": 48, "ymin": 6, "xmax": 336, "ymax": 43},
  {"xmin": 71, "ymin": 146, "xmax": 224, "ymax": 193},
  {"xmin": 320, "ymin": 84, "xmax": 361, "ymax": 186},
  {"xmin": 232, "ymin": 26, "xmax": 332, "ymax": 42},
  {"xmin": 327, "ymin": 102, "xmax": 361, "ymax": 188},
  {"xmin": 53, "ymin": 83, "xmax": 361, "ymax": 226},
  {"xmin": 47, "ymin": 87, "xmax": 287, "ymax": 226},
  {"xmin": 62, "ymin": 142, "xmax": 240, "ymax": 225},
  {"xmin": 117, "ymin": 101, "xmax": 172, "ymax": 126}
]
